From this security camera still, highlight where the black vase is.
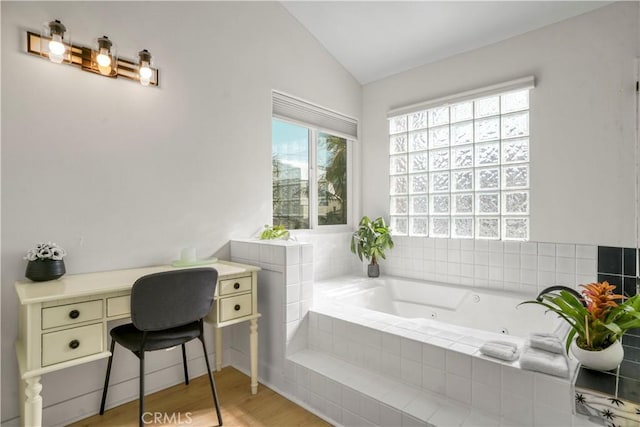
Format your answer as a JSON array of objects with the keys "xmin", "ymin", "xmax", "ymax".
[
  {"xmin": 25, "ymin": 259, "xmax": 66, "ymax": 282},
  {"xmin": 368, "ymin": 263, "xmax": 380, "ymax": 278}
]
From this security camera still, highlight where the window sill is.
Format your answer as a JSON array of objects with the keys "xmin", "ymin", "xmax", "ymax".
[{"xmin": 290, "ymin": 225, "xmax": 352, "ymax": 236}]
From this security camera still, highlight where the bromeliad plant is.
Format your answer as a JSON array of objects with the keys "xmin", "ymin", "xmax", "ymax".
[{"xmin": 522, "ymin": 282, "xmax": 640, "ymax": 352}]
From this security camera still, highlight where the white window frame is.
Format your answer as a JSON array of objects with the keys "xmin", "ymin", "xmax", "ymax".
[
  {"xmin": 272, "ymin": 116, "xmax": 354, "ymax": 232},
  {"xmin": 387, "ymin": 76, "xmax": 534, "ymax": 241}
]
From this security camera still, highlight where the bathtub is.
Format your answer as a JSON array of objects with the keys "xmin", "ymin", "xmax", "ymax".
[
  {"xmin": 305, "ymin": 275, "xmax": 577, "ymax": 424},
  {"xmin": 313, "ymin": 275, "xmax": 559, "ymax": 338}
]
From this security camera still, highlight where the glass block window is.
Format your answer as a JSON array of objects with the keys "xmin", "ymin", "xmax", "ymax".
[{"xmin": 388, "ymin": 88, "xmax": 530, "ymax": 240}]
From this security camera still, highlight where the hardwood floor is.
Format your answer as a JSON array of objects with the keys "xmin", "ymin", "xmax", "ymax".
[{"xmin": 68, "ymin": 367, "xmax": 332, "ymax": 427}]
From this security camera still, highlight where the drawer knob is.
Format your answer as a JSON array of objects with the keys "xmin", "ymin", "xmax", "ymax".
[
  {"xmin": 233, "ymin": 282, "xmax": 240, "ymax": 290},
  {"xmin": 234, "ymin": 304, "xmax": 241, "ymax": 311},
  {"xmin": 69, "ymin": 339, "xmax": 80, "ymax": 350},
  {"xmin": 69, "ymin": 309, "xmax": 80, "ymax": 319}
]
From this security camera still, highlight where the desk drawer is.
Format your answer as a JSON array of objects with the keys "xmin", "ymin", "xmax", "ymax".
[
  {"xmin": 219, "ymin": 276, "xmax": 252, "ymax": 296},
  {"xmin": 42, "ymin": 300, "xmax": 103, "ymax": 330},
  {"xmin": 107, "ymin": 295, "xmax": 131, "ymax": 317},
  {"xmin": 42, "ymin": 323, "xmax": 104, "ymax": 366},
  {"xmin": 219, "ymin": 294, "xmax": 252, "ymax": 322}
]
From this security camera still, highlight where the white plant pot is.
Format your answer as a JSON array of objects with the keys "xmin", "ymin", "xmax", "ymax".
[{"xmin": 570, "ymin": 339, "xmax": 624, "ymax": 371}]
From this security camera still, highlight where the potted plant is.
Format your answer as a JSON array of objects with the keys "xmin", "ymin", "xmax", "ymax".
[
  {"xmin": 259, "ymin": 224, "xmax": 290, "ymax": 240},
  {"xmin": 24, "ymin": 242, "xmax": 67, "ymax": 282},
  {"xmin": 350, "ymin": 216, "xmax": 394, "ymax": 277},
  {"xmin": 521, "ymin": 282, "xmax": 640, "ymax": 371}
]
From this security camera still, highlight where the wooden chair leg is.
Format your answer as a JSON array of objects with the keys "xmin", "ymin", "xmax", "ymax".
[
  {"xmin": 99, "ymin": 339, "xmax": 116, "ymax": 415},
  {"xmin": 181, "ymin": 343, "xmax": 189, "ymax": 385},
  {"xmin": 200, "ymin": 336, "xmax": 223, "ymax": 426}
]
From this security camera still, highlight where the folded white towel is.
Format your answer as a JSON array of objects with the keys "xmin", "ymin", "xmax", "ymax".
[
  {"xmin": 519, "ymin": 346, "xmax": 569, "ymax": 378},
  {"xmin": 529, "ymin": 333, "xmax": 564, "ymax": 354},
  {"xmin": 480, "ymin": 341, "xmax": 519, "ymax": 361}
]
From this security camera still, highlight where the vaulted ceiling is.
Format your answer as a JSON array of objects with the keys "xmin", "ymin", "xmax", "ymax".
[{"xmin": 281, "ymin": 1, "xmax": 612, "ymax": 84}]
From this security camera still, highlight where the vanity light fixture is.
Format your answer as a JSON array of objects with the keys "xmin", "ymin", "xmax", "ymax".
[{"xmin": 26, "ymin": 20, "xmax": 159, "ymax": 87}]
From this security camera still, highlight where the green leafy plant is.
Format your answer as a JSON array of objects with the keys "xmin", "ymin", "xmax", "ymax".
[
  {"xmin": 521, "ymin": 282, "xmax": 640, "ymax": 352},
  {"xmin": 259, "ymin": 224, "xmax": 290, "ymax": 240},
  {"xmin": 350, "ymin": 216, "xmax": 394, "ymax": 266}
]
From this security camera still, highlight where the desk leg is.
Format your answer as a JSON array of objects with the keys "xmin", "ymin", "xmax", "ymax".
[
  {"xmin": 214, "ymin": 327, "xmax": 222, "ymax": 372},
  {"xmin": 24, "ymin": 376, "xmax": 42, "ymax": 427},
  {"xmin": 250, "ymin": 318, "xmax": 258, "ymax": 395}
]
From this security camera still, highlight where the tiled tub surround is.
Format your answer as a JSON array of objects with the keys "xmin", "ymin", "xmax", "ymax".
[
  {"xmin": 381, "ymin": 237, "xmax": 598, "ymax": 297},
  {"xmin": 227, "ymin": 239, "xmax": 314, "ymax": 390},
  {"xmin": 295, "ymin": 277, "xmax": 583, "ymax": 427},
  {"xmin": 226, "ymin": 238, "xmax": 602, "ymax": 426},
  {"xmin": 292, "ymin": 232, "xmax": 361, "ymax": 280},
  {"xmin": 229, "ymin": 233, "xmax": 359, "ymax": 354}
]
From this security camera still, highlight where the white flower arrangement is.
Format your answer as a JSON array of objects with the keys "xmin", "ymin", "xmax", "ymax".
[{"xmin": 25, "ymin": 242, "xmax": 67, "ymax": 261}]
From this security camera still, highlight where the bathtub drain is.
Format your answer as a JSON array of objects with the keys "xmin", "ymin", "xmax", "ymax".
[{"xmin": 500, "ymin": 328, "xmax": 509, "ymax": 334}]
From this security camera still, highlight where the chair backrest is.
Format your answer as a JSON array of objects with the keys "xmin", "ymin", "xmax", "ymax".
[{"xmin": 130, "ymin": 268, "xmax": 218, "ymax": 331}]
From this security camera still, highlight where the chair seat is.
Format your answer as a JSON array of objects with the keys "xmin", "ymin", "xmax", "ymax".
[{"xmin": 110, "ymin": 321, "xmax": 201, "ymax": 352}]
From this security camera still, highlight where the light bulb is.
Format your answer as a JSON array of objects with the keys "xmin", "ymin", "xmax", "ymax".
[
  {"xmin": 139, "ymin": 65, "xmax": 152, "ymax": 80},
  {"xmin": 48, "ymin": 49, "xmax": 64, "ymax": 64},
  {"xmin": 97, "ymin": 50, "xmax": 111, "ymax": 67},
  {"xmin": 49, "ymin": 35, "xmax": 65, "ymax": 55},
  {"xmin": 139, "ymin": 63, "xmax": 152, "ymax": 86},
  {"xmin": 47, "ymin": 21, "xmax": 66, "ymax": 64},
  {"xmin": 97, "ymin": 50, "xmax": 112, "ymax": 75},
  {"xmin": 98, "ymin": 65, "xmax": 111, "ymax": 75},
  {"xmin": 138, "ymin": 49, "xmax": 154, "ymax": 87},
  {"xmin": 95, "ymin": 36, "xmax": 114, "ymax": 75}
]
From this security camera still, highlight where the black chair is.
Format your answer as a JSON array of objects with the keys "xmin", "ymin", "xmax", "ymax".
[{"xmin": 99, "ymin": 268, "xmax": 223, "ymax": 426}]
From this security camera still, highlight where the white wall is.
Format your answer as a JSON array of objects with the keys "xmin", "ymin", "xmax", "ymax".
[
  {"xmin": 0, "ymin": 1, "xmax": 361, "ymax": 424},
  {"xmin": 362, "ymin": 2, "xmax": 639, "ymax": 248}
]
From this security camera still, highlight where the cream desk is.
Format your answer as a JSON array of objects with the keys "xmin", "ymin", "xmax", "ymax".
[{"xmin": 14, "ymin": 260, "xmax": 260, "ymax": 427}]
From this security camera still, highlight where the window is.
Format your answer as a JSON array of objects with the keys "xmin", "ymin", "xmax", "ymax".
[
  {"xmin": 272, "ymin": 91, "xmax": 356, "ymax": 230},
  {"xmin": 272, "ymin": 119, "xmax": 351, "ymax": 229},
  {"xmin": 388, "ymin": 80, "xmax": 532, "ymax": 240}
]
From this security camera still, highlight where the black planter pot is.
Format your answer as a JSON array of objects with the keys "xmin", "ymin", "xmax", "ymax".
[
  {"xmin": 25, "ymin": 259, "xmax": 66, "ymax": 282},
  {"xmin": 368, "ymin": 263, "xmax": 380, "ymax": 278}
]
